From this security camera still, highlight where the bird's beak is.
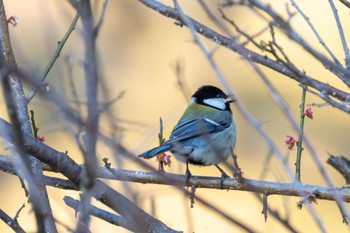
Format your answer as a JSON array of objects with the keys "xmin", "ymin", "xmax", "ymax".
[{"xmin": 226, "ymin": 95, "xmax": 235, "ymax": 104}]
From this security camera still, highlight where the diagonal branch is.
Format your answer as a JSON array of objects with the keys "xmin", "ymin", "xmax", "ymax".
[
  {"xmin": 136, "ymin": 0, "xmax": 350, "ymax": 112},
  {"xmin": 26, "ymin": 11, "xmax": 80, "ymax": 103},
  {"xmin": 64, "ymin": 196, "xmax": 135, "ymax": 231},
  {"xmin": 0, "ymin": 209, "xmax": 26, "ymax": 233},
  {"xmin": 288, "ymin": 0, "xmax": 342, "ymax": 66},
  {"xmin": 245, "ymin": 0, "xmax": 350, "ymax": 87},
  {"xmin": 0, "ymin": 118, "xmax": 180, "ymax": 233}
]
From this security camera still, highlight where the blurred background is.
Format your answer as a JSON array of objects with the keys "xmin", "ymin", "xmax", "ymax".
[{"xmin": 0, "ymin": 0, "xmax": 349, "ymax": 232}]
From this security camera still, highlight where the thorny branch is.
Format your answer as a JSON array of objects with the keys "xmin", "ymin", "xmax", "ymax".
[{"xmin": 1, "ymin": 153, "xmax": 350, "ymax": 204}]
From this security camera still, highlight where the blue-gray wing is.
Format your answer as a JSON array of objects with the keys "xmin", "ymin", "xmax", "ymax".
[{"xmin": 169, "ymin": 119, "xmax": 229, "ymax": 143}]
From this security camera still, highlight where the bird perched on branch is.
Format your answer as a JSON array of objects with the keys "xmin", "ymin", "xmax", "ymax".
[{"xmin": 139, "ymin": 85, "xmax": 237, "ymax": 184}]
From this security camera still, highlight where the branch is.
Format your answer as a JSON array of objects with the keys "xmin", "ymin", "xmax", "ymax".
[
  {"xmin": 327, "ymin": 155, "xmax": 350, "ymax": 184},
  {"xmin": 1, "ymin": 153, "xmax": 350, "ymax": 203},
  {"xmin": 0, "ymin": 2, "xmax": 57, "ymax": 232},
  {"xmin": 249, "ymin": 63, "xmax": 350, "ymax": 223},
  {"xmin": 245, "ymin": 0, "xmax": 350, "ymax": 87},
  {"xmin": 64, "ymin": 196, "xmax": 135, "ymax": 232},
  {"xmin": 77, "ymin": 0, "xmax": 101, "ymax": 230},
  {"xmin": 338, "ymin": 0, "xmax": 350, "ymax": 8},
  {"xmin": 328, "ymin": 0, "xmax": 350, "ymax": 70},
  {"xmin": 295, "ymin": 85, "xmax": 307, "ymax": 181},
  {"xmin": 136, "ymin": 0, "xmax": 350, "ymax": 113},
  {"xmin": 77, "ymin": 169, "xmax": 350, "ymax": 202},
  {"xmin": 0, "ymin": 209, "xmax": 26, "ymax": 233},
  {"xmin": 0, "ymin": 154, "xmax": 258, "ymax": 232},
  {"xmin": 26, "ymin": 11, "xmax": 80, "ymax": 103},
  {"xmin": 288, "ymin": 0, "xmax": 341, "ymax": 66},
  {"xmin": 0, "ymin": 118, "xmax": 180, "ymax": 233}
]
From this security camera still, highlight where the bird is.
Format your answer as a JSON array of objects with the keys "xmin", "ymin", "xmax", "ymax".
[{"xmin": 139, "ymin": 85, "xmax": 236, "ymax": 185}]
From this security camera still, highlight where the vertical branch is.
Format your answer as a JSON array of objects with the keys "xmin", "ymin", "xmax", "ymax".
[
  {"xmin": 158, "ymin": 117, "xmax": 164, "ymax": 171},
  {"xmin": 262, "ymin": 193, "xmax": 268, "ymax": 222},
  {"xmin": 295, "ymin": 85, "xmax": 307, "ymax": 182},
  {"xmin": 78, "ymin": 0, "xmax": 105, "ymax": 231},
  {"xmin": 0, "ymin": 1, "xmax": 57, "ymax": 232},
  {"xmin": 30, "ymin": 110, "xmax": 39, "ymax": 138},
  {"xmin": 80, "ymin": 0, "xmax": 99, "ymax": 185}
]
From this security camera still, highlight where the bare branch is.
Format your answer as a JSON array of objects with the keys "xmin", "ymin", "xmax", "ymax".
[
  {"xmin": 0, "ymin": 1, "xmax": 57, "ymax": 232},
  {"xmin": 137, "ymin": 0, "xmax": 350, "ymax": 112},
  {"xmin": 0, "ymin": 118, "xmax": 180, "ymax": 233},
  {"xmin": 1, "ymin": 152, "xmax": 350, "ymax": 204},
  {"xmin": 93, "ymin": 0, "xmax": 109, "ymax": 38},
  {"xmin": 328, "ymin": 0, "xmax": 350, "ymax": 70},
  {"xmin": 64, "ymin": 196, "xmax": 135, "ymax": 232},
  {"xmin": 77, "ymin": 0, "xmax": 103, "ymax": 230},
  {"xmin": 0, "ymin": 209, "xmax": 26, "ymax": 233},
  {"xmin": 338, "ymin": 0, "xmax": 350, "ymax": 8},
  {"xmin": 288, "ymin": 0, "xmax": 341, "ymax": 66},
  {"xmin": 245, "ymin": 0, "xmax": 350, "ymax": 87},
  {"xmin": 327, "ymin": 155, "xmax": 350, "ymax": 185},
  {"xmin": 26, "ymin": 11, "xmax": 80, "ymax": 103}
]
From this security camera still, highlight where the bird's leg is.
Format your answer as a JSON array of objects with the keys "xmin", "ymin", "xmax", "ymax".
[
  {"xmin": 185, "ymin": 160, "xmax": 192, "ymax": 186},
  {"xmin": 215, "ymin": 164, "xmax": 229, "ymax": 189}
]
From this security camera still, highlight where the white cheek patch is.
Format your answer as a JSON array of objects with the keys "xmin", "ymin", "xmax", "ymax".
[{"xmin": 203, "ymin": 98, "xmax": 226, "ymax": 110}]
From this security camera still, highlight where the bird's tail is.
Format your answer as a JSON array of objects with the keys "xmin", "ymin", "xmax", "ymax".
[{"xmin": 138, "ymin": 144, "xmax": 172, "ymax": 159}]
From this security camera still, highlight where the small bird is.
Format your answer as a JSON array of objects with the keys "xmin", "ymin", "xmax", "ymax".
[{"xmin": 139, "ymin": 85, "xmax": 236, "ymax": 184}]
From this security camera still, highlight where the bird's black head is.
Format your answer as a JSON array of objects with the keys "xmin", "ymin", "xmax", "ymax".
[{"xmin": 191, "ymin": 85, "xmax": 232, "ymax": 111}]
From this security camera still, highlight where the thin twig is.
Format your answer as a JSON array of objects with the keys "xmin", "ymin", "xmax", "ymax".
[
  {"xmin": 254, "ymin": 193, "xmax": 299, "ymax": 232},
  {"xmin": 29, "ymin": 110, "xmax": 39, "ymax": 138},
  {"xmin": 295, "ymin": 85, "xmax": 307, "ymax": 182},
  {"xmin": 13, "ymin": 203, "xmax": 26, "ymax": 222},
  {"xmin": 328, "ymin": 0, "xmax": 350, "ymax": 70},
  {"xmin": 172, "ymin": 58, "xmax": 192, "ymax": 101},
  {"xmin": 0, "ymin": 209, "xmax": 26, "ymax": 233},
  {"xmin": 306, "ymin": 88, "xmax": 350, "ymax": 113},
  {"xmin": 262, "ymin": 193, "xmax": 268, "ymax": 222},
  {"xmin": 246, "ymin": 0, "xmax": 350, "ymax": 87},
  {"xmin": 288, "ymin": 0, "xmax": 342, "ymax": 67},
  {"xmin": 157, "ymin": 117, "xmax": 165, "ymax": 171},
  {"xmin": 219, "ymin": 8, "xmax": 265, "ymax": 50},
  {"xmin": 137, "ymin": 0, "xmax": 350, "ymax": 112},
  {"xmin": 26, "ymin": 11, "xmax": 80, "ymax": 103},
  {"xmin": 92, "ymin": 0, "xmax": 109, "ymax": 39}
]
